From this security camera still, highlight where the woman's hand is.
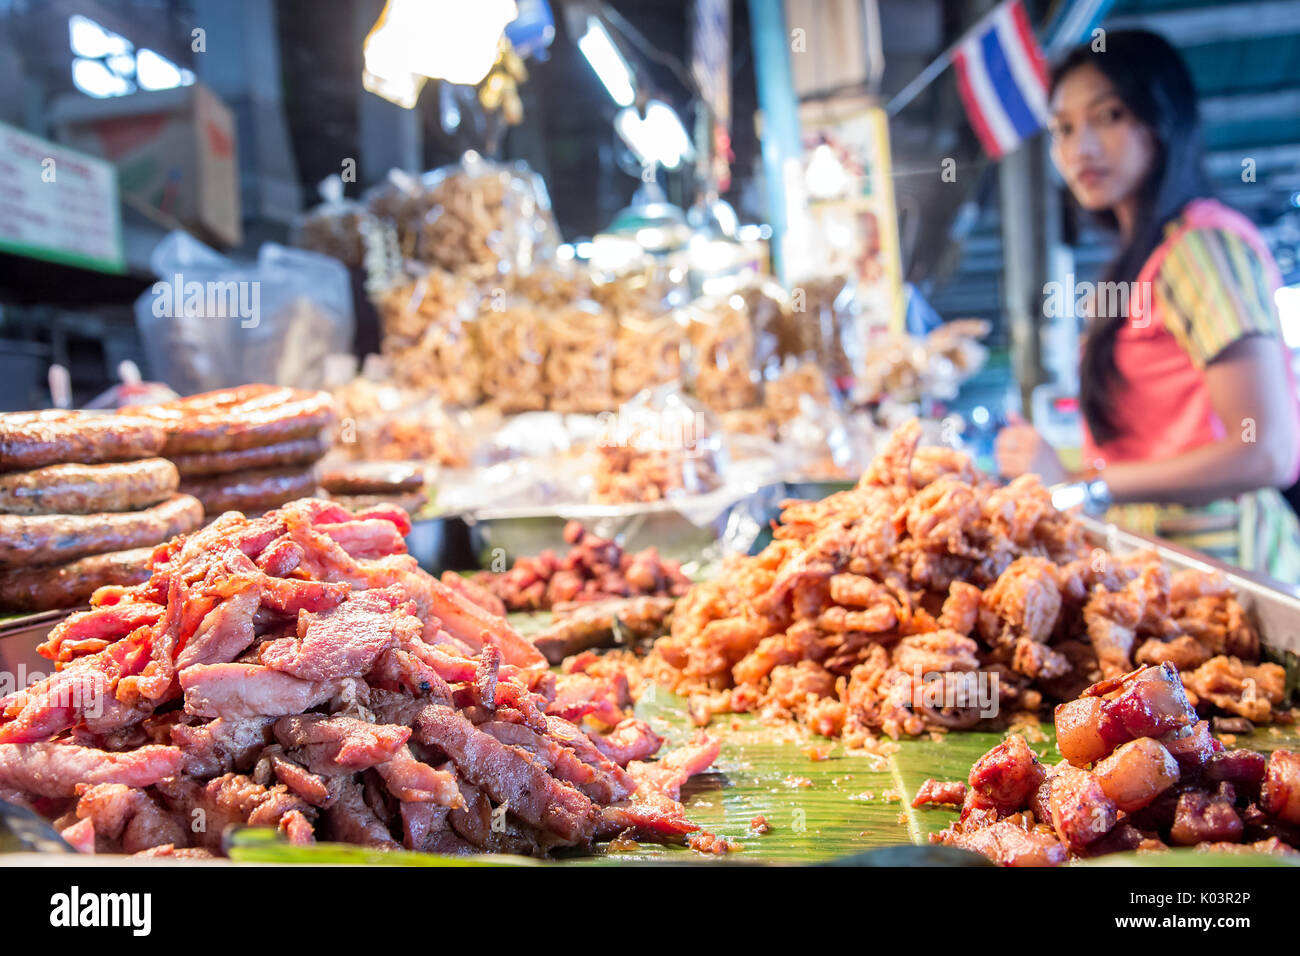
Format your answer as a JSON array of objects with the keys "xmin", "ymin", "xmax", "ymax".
[{"xmin": 995, "ymin": 417, "xmax": 1069, "ymax": 484}]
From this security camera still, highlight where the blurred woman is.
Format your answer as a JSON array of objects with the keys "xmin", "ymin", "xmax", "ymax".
[{"xmin": 996, "ymin": 30, "xmax": 1300, "ymax": 581}]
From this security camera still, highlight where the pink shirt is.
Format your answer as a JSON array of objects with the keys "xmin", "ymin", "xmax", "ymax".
[{"xmin": 1082, "ymin": 199, "xmax": 1300, "ymax": 481}]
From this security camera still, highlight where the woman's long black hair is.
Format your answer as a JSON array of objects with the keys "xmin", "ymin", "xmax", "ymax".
[{"xmin": 1051, "ymin": 30, "xmax": 1213, "ymax": 444}]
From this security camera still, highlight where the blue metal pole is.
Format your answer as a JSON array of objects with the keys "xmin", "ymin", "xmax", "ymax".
[{"xmin": 747, "ymin": 0, "xmax": 801, "ymax": 283}]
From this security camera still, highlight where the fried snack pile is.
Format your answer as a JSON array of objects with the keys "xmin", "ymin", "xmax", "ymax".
[
  {"xmin": 475, "ymin": 520, "xmax": 691, "ymax": 613},
  {"xmin": 613, "ymin": 313, "xmax": 686, "ymax": 403},
  {"xmin": 476, "ymin": 306, "xmax": 549, "ymax": 414},
  {"xmin": 329, "ymin": 378, "xmax": 469, "ymax": 469},
  {"xmin": 592, "ymin": 444, "xmax": 723, "ymax": 505},
  {"xmin": 921, "ymin": 664, "xmax": 1299, "ymax": 864},
  {"xmin": 0, "ymin": 411, "xmax": 203, "ymax": 612},
  {"xmin": 721, "ymin": 363, "xmax": 836, "ymax": 440},
  {"xmin": 545, "ymin": 308, "xmax": 616, "ymax": 413},
  {"xmin": 0, "ymin": 499, "xmax": 718, "ymax": 858},
  {"xmin": 857, "ymin": 320, "xmax": 991, "ymax": 404},
  {"xmin": 688, "ymin": 302, "xmax": 759, "ymax": 415},
  {"xmin": 646, "ymin": 420, "xmax": 1288, "ymax": 746},
  {"xmin": 376, "ymin": 273, "xmax": 481, "ymax": 407}
]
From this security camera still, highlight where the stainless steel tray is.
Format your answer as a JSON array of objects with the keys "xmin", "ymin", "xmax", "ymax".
[
  {"xmin": 0, "ymin": 611, "xmax": 67, "ymax": 698},
  {"xmin": 782, "ymin": 479, "xmax": 855, "ymax": 502},
  {"xmin": 465, "ymin": 483, "xmax": 785, "ymax": 568}
]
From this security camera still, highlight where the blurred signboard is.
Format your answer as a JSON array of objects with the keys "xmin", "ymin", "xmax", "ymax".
[
  {"xmin": 0, "ymin": 120, "xmax": 125, "ymax": 273},
  {"xmin": 791, "ymin": 99, "xmax": 905, "ymax": 334}
]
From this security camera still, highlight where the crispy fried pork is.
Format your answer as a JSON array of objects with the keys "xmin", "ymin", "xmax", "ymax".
[
  {"xmin": 646, "ymin": 420, "xmax": 1288, "ymax": 745},
  {"xmin": 929, "ymin": 665, "xmax": 1300, "ymax": 864}
]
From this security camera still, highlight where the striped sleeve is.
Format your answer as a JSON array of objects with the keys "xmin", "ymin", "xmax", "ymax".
[{"xmin": 1155, "ymin": 226, "xmax": 1280, "ymax": 368}]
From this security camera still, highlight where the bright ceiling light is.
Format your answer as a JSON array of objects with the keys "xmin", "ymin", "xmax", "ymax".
[
  {"xmin": 136, "ymin": 48, "xmax": 186, "ymax": 91},
  {"xmin": 615, "ymin": 99, "xmax": 693, "ymax": 170},
  {"xmin": 579, "ymin": 17, "xmax": 634, "ymax": 107},
  {"xmin": 362, "ymin": 67, "xmax": 426, "ymax": 110},
  {"xmin": 363, "ymin": 0, "xmax": 516, "ymax": 107},
  {"xmin": 72, "ymin": 57, "xmax": 133, "ymax": 98},
  {"xmin": 806, "ymin": 143, "xmax": 849, "ymax": 199},
  {"xmin": 69, "ymin": 15, "xmax": 130, "ymax": 59},
  {"xmin": 106, "ymin": 53, "xmax": 136, "ymax": 77}
]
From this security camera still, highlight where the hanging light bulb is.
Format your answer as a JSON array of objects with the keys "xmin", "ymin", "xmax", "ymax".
[
  {"xmin": 615, "ymin": 99, "xmax": 694, "ymax": 170},
  {"xmin": 363, "ymin": 0, "xmax": 518, "ymax": 107}
]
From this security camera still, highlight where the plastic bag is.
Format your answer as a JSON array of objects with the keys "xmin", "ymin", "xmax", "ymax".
[
  {"xmin": 591, "ymin": 386, "xmax": 726, "ymax": 504},
  {"xmin": 922, "ymin": 319, "xmax": 991, "ymax": 398},
  {"xmin": 375, "ymin": 270, "xmax": 483, "ymax": 407},
  {"xmin": 545, "ymin": 306, "xmax": 615, "ymax": 413},
  {"xmin": 291, "ymin": 175, "xmax": 377, "ymax": 269},
  {"xmin": 83, "ymin": 360, "xmax": 179, "ymax": 409},
  {"xmin": 367, "ymin": 152, "xmax": 558, "ymax": 278},
  {"xmin": 612, "ymin": 310, "xmax": 687, "ymax": 403},
  {"xmin": 476, "ymin": 304, "xmax": 549, "ymax": 413},
  {"xmin": 356, "ymin": 396, "xmax": 471, "ymax": 468},
  {"xmin": 854, "ymin": 319, "xmax": 991, "ymax": 405},
  {"xmin": 685, "ymin": 297, "xmax": 759, "ymax": 414},
  {"xmin": 716, "ymin": 359, "xmax": 866, "ymax": 480},
  {"xmin": 329, "ymin": 375, "xmax": 470, "ymax": 468},
  {"xmin": 736, "ymin": 279, "xmax": 797, "ymax": 374},
  {"xmin": 135, "ymin": 231, "xmax": 354, "ymax": 395},
  {"xmin": 590, "ymin": 265, "xmax": 691, "ymax": 317},
  {"xmin": 468, "ymin": 410, "xmax": 578, "ymax": 466},
  {"xmin": 794, "ymin": 275, "xmax": 863, "ymax": 387}
]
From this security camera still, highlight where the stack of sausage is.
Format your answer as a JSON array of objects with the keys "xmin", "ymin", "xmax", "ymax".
[
  {"xmin": 0, "ymin": 411, "xmax": 204, "ymax": 612},
  {"xmin": 318, "ymin": 461, "xmax": 428, "ymax": 515},
  {"xmin": 127, "ymin": 385, "xmax": 335, "ymax": 516}
]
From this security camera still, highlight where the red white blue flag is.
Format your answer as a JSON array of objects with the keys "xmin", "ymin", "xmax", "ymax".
[{"xmin": 953, "ymin": 0, "xmax": 1050, "ymax": 159}]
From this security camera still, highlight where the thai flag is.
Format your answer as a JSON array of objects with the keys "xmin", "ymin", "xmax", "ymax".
[{"xmin": 953, "ymin": 0, "xmax": 1050, "ymax": 159}]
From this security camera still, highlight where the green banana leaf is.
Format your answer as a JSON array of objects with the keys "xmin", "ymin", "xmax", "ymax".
[{"xmin": 226, "ymin": 641, "xmax": 1300, "ymax": 866}]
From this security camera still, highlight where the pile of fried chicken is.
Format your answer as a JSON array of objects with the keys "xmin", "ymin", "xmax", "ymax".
[{"xmin": 645, "ymin": 420, "xmax": 1290, "ymax": 746}]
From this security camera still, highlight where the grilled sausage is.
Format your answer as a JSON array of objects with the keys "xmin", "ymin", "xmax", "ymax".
[
  {"xmin": 0, "ymin": 546, "xmax": 154, "ymax": 612},
  {"xmin": 0, "ymin": 459, "xmax": 179, "ymax": 515},
  {"xmin": 0, "ymin": 411, "xmax": 167, "ymax": 471},
  {"xmin": 0, "ymin": 493, "xmax": 204, "ymax": 568},
  {"xmin": 126, "ymin": 384, "xmax": 335, "ymax": 454},
  {"xmin": 318, "ymin": 462, "xmax": 425, "ymax": 496},
  {"xmin": 180, "ymin": 467, "xmax": 317, "ymax": 516},
  {"xmin": 169, "ymin": 436, "xmax": 327, "ymax": 477}
]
